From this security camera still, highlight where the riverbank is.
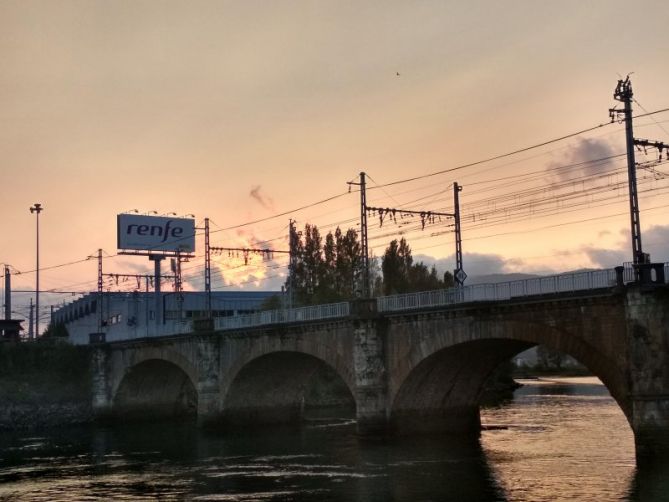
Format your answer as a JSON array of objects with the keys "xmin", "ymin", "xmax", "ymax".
[{"xmin": 0, "ymin": 342, "xmax": 93, "ymax": 430}]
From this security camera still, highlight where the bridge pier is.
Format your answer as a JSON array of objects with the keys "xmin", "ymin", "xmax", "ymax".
[
  {"xmin": 352, "ymin": 301, "xmax": 389, "ymax": 435},
  {"xmin": 91, "ymin": 346, "xmax": 113, "ymax": 419},
  {"xmin": 195, "ymin": 337, "xmax": 223, "ymax": 427},
  {"xmin": 626, "ymin": 287, "xmax": 669, "ymax": 464}
]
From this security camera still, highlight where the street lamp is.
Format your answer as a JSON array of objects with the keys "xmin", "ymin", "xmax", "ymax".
[{"xmin": 29, "ymin": 203, "xmax": 43, "ymax": 338}]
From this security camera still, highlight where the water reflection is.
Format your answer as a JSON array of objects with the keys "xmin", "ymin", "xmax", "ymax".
[
  {"xmin": 480, "ymin": 377, "xmax": 637, "ymax": 502},
  {"xmin": 0, "ymin": 377, "xmax": 666, "ymax": 501}
]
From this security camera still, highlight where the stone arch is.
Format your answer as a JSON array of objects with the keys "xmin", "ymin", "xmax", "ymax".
[
  {"xmin": 109, "ymin": 346, "xmax": 198, "ymax": 400},
  {"xmin": 220, "ymin": 333, "xmax": 356, "ymax": 407},
  {"xmin": 389, "ymin": 316, "xmax": 631, "ymax": 434},
  {"xmin": 111, "ymin": 349, "xmax": 199, "ymax": 420},
  {"xmin": 221, "ymin": 350, "xmax": 356, "ymax": 426},
  {"xmin": 113, "ymin": 359, "xmax": 197, "ymax": 420}
]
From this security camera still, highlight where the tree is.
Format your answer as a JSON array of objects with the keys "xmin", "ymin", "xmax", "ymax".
[
  {"xmin": 287, "ymin": 231, "xmax": 452, "ymax": 304},
  {"xmin": 334, "ymin": 228, "xmax": 361, "ymax": 299},
  {"xmin": 380, "ymin": 238, "xmax": 452, "ymax": 294},
  {"xmin": 381, "ymin": 238, "xmax": 413, "ymax": 295},
  {"xmin": 42, "ymin": 321, "xmax": 69, "ymax": 338},
  {"xmin": 536, "ymin": 345, "xmax": 565, "ymax": 371},
  {"xmin": 259, "ymin": 294, "xmax": 283, "ymax": 311},
  {"xmin": 287, "ymin": 224, "xmax": 363, "ymax": 305}
]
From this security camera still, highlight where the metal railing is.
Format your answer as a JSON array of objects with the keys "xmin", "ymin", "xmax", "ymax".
[
  {"xmin": 377, "ymin": 268, "xmax": 619, "ymax": 313},
  {"xmin": 157, "ymin": 264, "xmax": 669, "ymax": 334},
  {"xmin": 214, "ymin": 302, "xmax": 350, "ymax": 331}
]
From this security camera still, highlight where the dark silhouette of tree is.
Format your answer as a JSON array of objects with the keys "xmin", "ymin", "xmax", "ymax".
[
  {"xmin": 381, "ymin": 238, "xmax": 412, "ymax": 295},
  {"xmin": 287, "ymin": 224, "xmax": 363, "ymax": 305},
  {"xmin": 536, "ymin": 345, "xmax": 565, "ymax": 371},
  {"xmin": 381, "ymin": 238, "xmax": 453, "ymax": 294},
  {"xmin": 42, "ymin": 321, "xmax": 69, "ymax": 338},
  {"xmin": 288, "ymin": 230, "xmax": 454, "ymax": 305}
]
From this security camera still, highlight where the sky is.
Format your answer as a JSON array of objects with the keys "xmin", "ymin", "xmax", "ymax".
[{"xmin": 1, "ymin": 0, "xmax": 669, "ymax": 328}]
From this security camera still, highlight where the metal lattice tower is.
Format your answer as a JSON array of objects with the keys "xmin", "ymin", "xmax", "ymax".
[
  {"xmin": 612, "ymin": 77, "xmax": 645, "ymax": 266},
  {"xmin": 204, "ymin": 218, "xmax": 212, "ymax": 318},
  {"xmin": 97, "ymin": 249, "xmax": 103, "ymax": 331},
  {"xmin": 453, "ymin": 182, "xmax": 466, "ymax": 287},
  {"xmin": 359, "ymin": 172, "xmax": 370, "ymax": 298}
]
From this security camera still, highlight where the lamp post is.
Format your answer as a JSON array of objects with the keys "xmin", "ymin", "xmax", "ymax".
[{"xmin": 29, "ymin": 203, "xmax": 43, "ymax": 338}]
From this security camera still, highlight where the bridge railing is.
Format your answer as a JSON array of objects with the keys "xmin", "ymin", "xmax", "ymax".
[
  {"xmin": 206, "ymin": 265, "xmax": 667, "ymax": 332},
  {"xmin": 214, "ymin": 302, "xmax": 350, "ymax": 331},
  {"xmin": 377, "ymin": 268, "xmax": 619, "ymax": 313}
]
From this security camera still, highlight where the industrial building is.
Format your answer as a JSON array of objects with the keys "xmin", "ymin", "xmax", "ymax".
[{"xmin": 53, "ymin": 290, "xmax": 278, "ymax": 345}]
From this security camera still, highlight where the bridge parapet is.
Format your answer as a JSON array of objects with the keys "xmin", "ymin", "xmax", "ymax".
[
  {"xmin": 205, "ymin": 268, "xmax": 623, "ymax": 334},
  {"xmin": 94, "ymin": 266, "xmax": 669, "ymax": 342},
  {"xmin": 213, "ymin": 302, "xmax": 351, "ymax": 330}
]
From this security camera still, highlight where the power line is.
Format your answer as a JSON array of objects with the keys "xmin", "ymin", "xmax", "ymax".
[{"xmin": 368, "ymin": 121, "xmax": 619, "ymax": 190}]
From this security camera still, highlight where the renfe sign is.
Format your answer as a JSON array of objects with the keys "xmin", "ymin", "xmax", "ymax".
[{"xmin": 117, "ymin": 214, "xmax": 195, "ymax": 253}]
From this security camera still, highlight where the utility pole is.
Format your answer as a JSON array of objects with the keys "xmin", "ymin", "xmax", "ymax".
[
  {"xmin": 29, "ymin": 203, "xmax": 43, "ymax": 337},
  {"xmin": 359, "ymin": 172, "xmax": 369, "ymax": 298},
  {"xmin": 611, "ymin": 77, "xmax": 645, "ymax": 268},
  {"xmin": 28, "ymin": 298, "xmax": 34, "ymax": 340},
  {"xmin": 288, "ymin": 219, "xmax": 298, "ymax": 309},
  {"xmin": 610, "ymin": 77, "xmax": 668, "ymax": 275},
  {"xmin": 4, "ymin": 266, "xmax": 11, "ymax": 321},
  {"xmin": 97, "ymin": 249, "xmax": 103, "ymax": 331},
  {"xmin": 453, "ymin": 182, "xmax": 466, "ymax": 287},
  {"xmin": 173, "ymin": 250, "xmax": 183, "ymax": 322},
  {"xmin": 204, "ymin": 218, "xmax": 212, "ymax": 318},
  {"xmin": 145, "ymin": 276, "xmax": 150, "ymax": 337},
  {"xmin": 347, "ymin": 172, "xmax": 370, "ymax": 298}
]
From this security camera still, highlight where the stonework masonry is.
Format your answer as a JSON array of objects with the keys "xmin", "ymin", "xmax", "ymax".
[{"xmin": 91, "ymin": 285, "xmax": 669, "ymax": 465}]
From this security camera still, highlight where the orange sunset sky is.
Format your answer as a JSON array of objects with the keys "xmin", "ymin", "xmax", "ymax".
[{"xmin": 1, "ymin": 0, "xmax": 669, "ymax": 327}]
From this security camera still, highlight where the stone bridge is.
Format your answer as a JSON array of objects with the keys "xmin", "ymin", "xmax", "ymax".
[{"xmin": 91, "ymin": 273, "xmax": 669, "ymax": 464}]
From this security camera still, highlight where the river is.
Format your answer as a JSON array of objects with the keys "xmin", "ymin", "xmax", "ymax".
[{"xmin": 1, "ymin": 376, "xmax": 668, "ymax": 501}]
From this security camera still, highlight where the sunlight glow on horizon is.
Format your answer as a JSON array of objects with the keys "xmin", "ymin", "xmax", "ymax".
[{"xmin": 2, "ymin": 0, "xmax": 669, "ymax": 324}]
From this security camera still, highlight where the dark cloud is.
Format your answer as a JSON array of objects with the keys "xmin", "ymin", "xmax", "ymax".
[
  {"xmin": 548, "ymin": 137, "xmax": 618, "ymax": 181},
  {"xmin": 414, "ymin": 252, "xmax": 514, "ymax": 279},
  {"xmin": 581, "ymin": 224, "xmax": 669, "ymax": 267},
  {"xmin": 249, "ymin": 185, "xmax": 275, "ymax": 211},
  {"xmin": 582, "ymin": 247, "xmax": 628, "ymax": 269}
]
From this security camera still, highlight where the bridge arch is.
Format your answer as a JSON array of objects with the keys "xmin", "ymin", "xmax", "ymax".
[
  {"xmin": 388, "ymin": 316, "xmax": 631, "ymax": 434},
  {"xmin": 221, "ymin": 350, "xmax": 355, "ymax": 426},
  {"xmin": 110, "ymin": 349, "xmax": 199, "ymax": 420}
]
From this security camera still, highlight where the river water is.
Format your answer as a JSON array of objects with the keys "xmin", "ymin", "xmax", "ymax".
[{"xmin": 1, "ymin": 376, "xmax": 668, "ymax": 501}]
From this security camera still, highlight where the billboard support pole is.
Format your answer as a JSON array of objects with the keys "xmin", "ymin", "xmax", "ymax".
[{"xmin": 149, "ymin": 255, "xmax": 164, "ymax": 335}]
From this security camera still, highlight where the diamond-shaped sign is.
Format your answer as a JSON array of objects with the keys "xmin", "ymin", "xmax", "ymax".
[{"xmin": 454, "ymin": 268, "xmax": 467, "ymax": 284}]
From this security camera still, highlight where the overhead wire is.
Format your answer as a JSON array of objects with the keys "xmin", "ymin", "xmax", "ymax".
[{"xmin": 12, "ymin": 108, "xmax": 669, "ymax": 299}]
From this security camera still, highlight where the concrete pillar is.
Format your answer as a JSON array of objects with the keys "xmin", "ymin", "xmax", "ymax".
[
  {"xmin": 625, "ymin": 286, "xmax": 669, "ymax": 464},
  {"xmin": 91, "ymin": 346, "xmax": 112, "ymax": 419},
  {"xmin": 195, "ymin": 337, "xmax": 223, "ymax": 427},
  {"xmin": 352, "ymin": 299, "xmax": 388, "ymax": 435}
]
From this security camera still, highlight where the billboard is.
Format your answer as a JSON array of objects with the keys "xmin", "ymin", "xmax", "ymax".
[{"xmin": 117, "ymin": 214, "xmax": 195, "ymax": 253}]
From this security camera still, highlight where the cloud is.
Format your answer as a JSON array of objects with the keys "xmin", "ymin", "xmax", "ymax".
[
  {"xmin": 581, "ymin": 224, "xmax": 669, "ymax": 268},
  {"xmin": 117, "ymin": 260, "xmax": 152, "ymax": 275},
  {"xmin": 249, "ymin": 185, "xmax": 275, "ymax": 211},
  {"xmin": 548, "ymin": 137, "xmax": 618, "ymax": 182},
  {"xmin": 414, "ymin": 252, "xmax": 516, "ymax": 278},
  {"xmin": 581, "ymin": 247, "xmax": 628, "ymax": 269}
]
